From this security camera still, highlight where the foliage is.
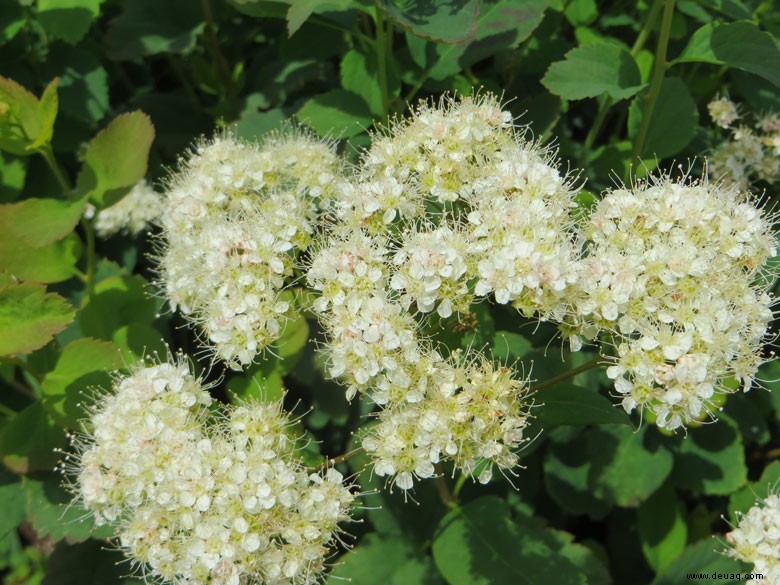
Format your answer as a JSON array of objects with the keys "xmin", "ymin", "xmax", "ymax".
[{"xmin": 1, "ymin": 0, "xmax": 779, "ymax": 584}]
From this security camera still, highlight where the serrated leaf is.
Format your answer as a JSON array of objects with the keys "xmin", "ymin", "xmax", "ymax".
[
  {"xmin": 542, "ymin": 44, "xmax": 643, "ymax": 101},
  {"xmin": 296, "ymin": 89, "xmax": 373, "ymax": 138},
  {"xmin": 406, "ymin": 0, "xmax": 548, "ymax": 81},
  {"xmin": 106, "ymin": 0, "xmax": 205, "ymax": 60},
  {"xmin": 327, "ymin": 533, "xmax": 444, "ymax": 584},
  {"xmin": 638, "ymin": 485, "xmax": 687, "ymax": 572},
  {"xmin": 675, "ymin": 21, "xmax": 780, "ymax": 88},
  {"xmin": 382, "ymin": 0, "xmax": 478, "ymax": 43},
  {"xmin": 432, "ymin": 496, "xmax": 594, "ymax": 585},
  {"xmin": 76, "ymin": 111, "xmax": 154, "ymax": 207},
  {"xmin": 0, "ymin": 403, "xmax": 67, "ymax": 473},
  {"xmin": 587, "ymin": 424, "xmax": 673, "ymax": 507},
  {"xmin": 535, "ymin": 383, "xmax": 633, "ymax": 427},
  {"xmin": 669, "ymin": 414, "xmax": 747, "ymax": 496},
  {"xmin": 37, "ymin": 0, "xmax": 102, "ymax": 45},
  {"xmin": 0, "ymin": 196, "xmax": 87, "ymax": 247},
  {"xmin": 650, "ymin": 539, "xmax": 750, "ymax": 585},
  {"xmin": 0, "ymin": 282, "xmax": 75, "ymax": 356},
  {"xmin": 41, "ymin": 338, "xmax": 123, "ymax": 428},
  {"xmin": 0, "ymin": 76, "xmax": 59, "ymax": 155},
  {"xmin": 628, "ymin": 77, "xmax": 698, "ymax": 159}
]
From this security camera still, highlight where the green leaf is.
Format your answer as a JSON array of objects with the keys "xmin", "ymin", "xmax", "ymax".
[
  {"xmin": 0, "ymin": 76, "xmax": 59, "ymax": 155},
  {"xmin": 587, "ymin": 424, "xmax": 673, "ymax": 507},
  {"xmin": 296, "ymin": 89, "xmax": 373, "ymax": 138},
  {"xmin": 106, "ymin": 0, "xmax": 205, "ymax": 60},
  {"xmin": 0, "ymin": 152, "xmax": 26, "ymax": 202},
  {"xmin": 41, "ymin": 338, "xmax": 122, "ymax": 428},
  {"xmin": 638, "ymin": 484, "xmax": 687, "ymax": 572},
  {"xmin": 543, "ymin": 434, "xmax": 611, "ymax": 518},
  {"xmin": 79, "ymin": 274, "xmax": 160, "ymax": 340},
  {"xmin": 0, "ymin": 403, "xmax": 67, "ymax": 473},
  {"xmin": 669, "ymin": 414, "xmax": 747, "ymax": 496},
  {"xmin": 674, "ymin": 21, "xmax": 780, "ymax": 88},
  {"xmin": 0, "ymin": 231, "xmax": 82, "ymax": 283},
  {"xmin": 432, "ymin": 496, "xmax": 597, "ymax": 585},
  {"xmin": 37, "ymin": 0, "xmax": 102, "ymax": 45},
  {"xmin": 0, "ymin": 282, "xmax": 75, "ymax": 357},
  {"xmin": 535, "ymin": 383, "xmax": 633, "ymax": 427},
  {"xmin": 341, "ymin": 48, "xmax": 400, "ymax": 116},
  {"xmin": 728, "ymin": 461, "xmax": 780, "ymax": 524},
  {"xmin": 111, "ymin": 323, "xmax": 167, "ymax": 364},
  {"xmin": 406, "ymin": 0, "xmax": 548, "ymax": 81},
  {"xmin": 23, "ymin": 473, "xmax": 114, "ymax": 543},
  {"xmin": 76, "ymin": 111, "xmax": 154, "ymax": 207},
  {"xmin": 287, "ymin": 0, "xmax": 357, "ymax": 37},
  {"xmin": 0, "ymin": 196, "xmax": 87, "ymax": 247},
  {"xmin": 542, "ymin": 44, "xmax": 643, "ymax": 101},
  {"xmin": 0, "ymin": 2, "xmax": 24, "ymax": 44},
  {"xmin": 650, "ymin": 539, "xmax": 750, "ymax": 585},
  {"xmin": 382, "ymin": 0, "xmax": 478, "ymax": 43},
  {"xmin": 628, "ymin": 77, "xmax": 698, "ymax": 159},
  {"xmin": 42, "ymin": 539, "xmax": 143, "ymax": 585},
  {"xmin": 493, "ymin": 330, "xmax": 533, "ymax": 361},
  {"xmin": 40, "ymin": 48, "xmax": 109, "ymax": 125},
  {"xmin": 327, "ymin": 533, "xmax": 444, "ymax": 584},
  {"xmin": 0, "ymin": 470, "xmax": 25, "ymax": 537}
]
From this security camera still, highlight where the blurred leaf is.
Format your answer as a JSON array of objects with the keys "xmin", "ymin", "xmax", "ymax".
[
  {"xmin": 432, "ymin": 496, "xmax": 601, "ymax": 584},
  {"xmin": 535, "ymin": 384, "xmax": 633, "ymax": 427},
  {"xmin": 406, "ymin": 0, "xmax": 548, "ymax": 81},
  {"xmin": 722, "ymin": 392, "xmax": 769, "ymax": 446},
  {"xmin": 40, "ymin": 48, "xmax": 109, "ymax": 125},
  {"xmin": 106, "ymin": 0, "xmax": 205, "ymax": 60},
  {"xmin": 564, "ymin": 0, "xmax": 597, "ymax": 26},
  {"xmin": 587, "ymin": 425, "xmax": 673, "ymax": 507},
  {"xmin": 76, "ymin": 111, "xmax": 154, "ymax": 207},
  {"xmin": 0, "ymin": 2, "xmax": 24, "ymax": 44},
  {"xmin": 0, "ymin": 152, "xmax": 26, "ymax": 202},
  {"xmin": 628, "ymin": 77, "xmax": 698, "ymax": 159},
  {"xmin": 0, "ymin": 196, "xmax": 87, "ymax": 247},
  {"xmin": 42, "ymin": 539, "xmax": 143, "ymax": 585},
  {"xmin": 23, "ymin": 473, "xmax": 114, "ymax": 543},
  {"xmin": 675, "ymin": 21, "xmax": 780, "ymax": 87},
  {"xmin": 327, "ymin": 532, "xmax": 444, "ymax": 584},
  {"xmin": 542, "ymin": 44, "xmax": 643, "ymax": 101},
  {"xmin": 492, "ymin": 330, "xmax": 533, "ymax": 361},
  {"xmin": 669, "ymin": 414, "xmax": 747, "ymax": 496},
  {"xmin": 0, "ymin": 282, "xmax": 75, "ymax": 356},
  {"xmin": 0, "ymin": 470, "xmax": 25, "ymax": 537},
  {"xmin": 727, "ymin": 461, "xmax": 780, "ymax": 520},
  {"xmin": 0, "ymin": 76, "xmax": 59, "ymax": 155},
  {"xmin": 111, "ymin": 323, "xmax": 167, "ymax": 363},
  {"xmin": 296, "ymin": 89, "xmax": 373, "ymax": 137},
  {"xmin": 0, "ymin": 403, "xmax": 66, "ymax": 473},
  {"xmin": 80, "ymin": 274, "xmax": 160, "ymax": 340},
  {"xmin": 287, "ymin": 0, "xmax": 356, "ymax": 36},
  {"xmin": 382, "ymin": 0, "xmax": 478, "ymax": 43},
  {"xmin": 341, "ymin": 47, "xmax": 400, "ymax": 116},
  {"xmin": 275, "ymin": 312, "xmax": 309, "ymax": 362},
  {"xmin": 41, "ymin": 338, "xmax": 122, "ymax": 428},
  {"xmin": 37, "ymin": 0, "xmax": 102, "ymax": 45},
  {"xmin": 638, "ymin": 484, "xmax": 687, "ymax": 572},
  {"xmin": 650, "ymin": 539, "xmax": 749, "ymax": 585}
]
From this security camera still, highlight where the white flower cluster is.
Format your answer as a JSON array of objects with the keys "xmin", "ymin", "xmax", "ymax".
[
  {"xmin": 569, "ymin": 176, "xmax": 777, "ymax": 429},
  {"xmin": 157, "ymin": 130, "xmax": 342, "ymax": 368},
  {"xmin": 726, "ymin": 488, "xmax": 780, "ymax": 585},
  {"xmin": 307, "ymin": 94, "xmax": 580, "ymax": 487},
  {"xmin": 69, "ymin": 360, "xmax": 354, "ymax": 585},
  {"xmin": 707, "ymin": 97, "xmax": 780, "ymax": 189},
  {"xmin": 90, "ymin": 179, "xmax": 163, "ymax": 237}
]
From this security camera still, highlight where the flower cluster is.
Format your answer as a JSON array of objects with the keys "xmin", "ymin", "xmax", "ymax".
[
  {"xmin": 726, "ymin": 487, "xmax": 780, "ymax": 584},
  {"xmin": 67, "ymin": 359, "xmax": 354, "ymax": 585},
  {"xmin": 89, "ymin": 179, "xmax": 163, "ymax": 238},
  {"xmin": 707, "ymin": 97, "xmax": 780, "ymax": 189},
  {"xmin": 157, "ymin": 130, "xmax": 342, "ymax": 368},
  {"xmin": 569, "ymin": 176, "xmax": 777, "ymax": 429}
]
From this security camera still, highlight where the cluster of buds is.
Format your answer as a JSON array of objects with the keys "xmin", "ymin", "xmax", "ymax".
[
  {"xmin": 86, "ymin": 179, "xmax": 163, "ymax": 238},
  {"xmin": 157, "ymin": 130, "xmax": 342, "ymax": 368},
  {"xmin": 66, "ymin": 359, "xmax": 354, "ymax": 585}
]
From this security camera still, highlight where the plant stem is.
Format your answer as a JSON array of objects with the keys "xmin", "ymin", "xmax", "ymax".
[
  {"xmin": 434, "ymin": 463, "xmax": 458, "ymax": 509},
  {"xmin": 39, "ymin": 145, "xmax": 72, "ymax": 195},
  {"xmin": 311, "ymin": 447, "xmax": 365, "ymax": 472},
  {"xmin": 374, "ymin": 1, "xmax": 391, "ymax": 118},
  {"xmin": 533, "ymin": 357, "xmax": 601, "ymax": 391},
  {"xmin": 201, "ymin": 0, "xmax": 234, "ymax": 104},
  {"xmin": 452, "ymin": 473, "xmax": 468, "ymax": 499},
  {"xmin": 632, "ymin": 0, "xmax": 676, "ymax": 161}
]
